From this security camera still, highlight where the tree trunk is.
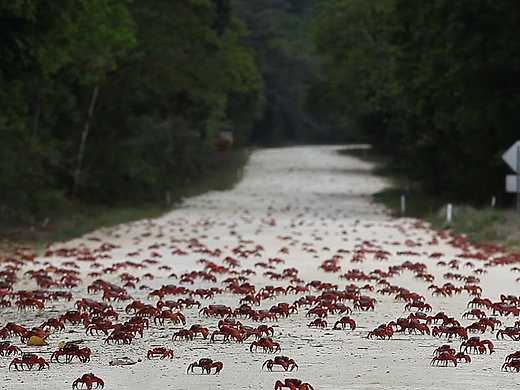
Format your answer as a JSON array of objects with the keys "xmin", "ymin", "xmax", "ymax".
[
  {"xmin": 31, "ymin": 97, "xmax": 41, "ymax": 140},
  {"xmin": 73, "ymin": 85, "xmax": 99, "ymax": 195}
]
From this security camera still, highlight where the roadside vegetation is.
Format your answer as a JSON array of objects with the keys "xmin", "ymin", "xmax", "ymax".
[
  {"xmin": 313, "ymin": 1, "xmax": 519, "ymax": 204},
  {"xmin": 0, "ymin": 1, "xmax": 326, "ymax": 247},
  {"xmin": 0, "ymin": 149, "xmax": 249, "ymax": 249},
  {"xmin": 341, "ymin": 148, "xmax": 520, "ymax": 251}
]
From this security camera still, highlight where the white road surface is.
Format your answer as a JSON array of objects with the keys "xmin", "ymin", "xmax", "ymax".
[{"xmin": 1, "ymin": 145, "xmax": 520, "ymax": 390}]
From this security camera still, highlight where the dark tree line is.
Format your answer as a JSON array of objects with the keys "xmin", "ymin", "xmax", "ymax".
[
  {"xmin": 313, "ymin": 0, "xmax": 520, "ymax": 202},
  {"xmin": 1, "ymin": 0, "xmax": 328, "ymax": 223}
]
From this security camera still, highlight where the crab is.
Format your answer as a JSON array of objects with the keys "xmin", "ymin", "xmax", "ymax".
[
  {"xmin": 52, "ymin": 343, "xmax": 91, "ymax": 363},
  {"xmin": 404, "ymin": 301, "xmax": 432, "ymax": 312},
  {"xmin": 432, "ymin": 325, "xmax": 468, "ymax": 340},
  {"xmin": 199, "ymin": 305, "xmax": 233, "ymax": 318},
  {"xmin": 177, "ymin": 298, "xmax": 201, "ymax": 309},
  {"xmin": 367, "ymin": 324, "xmax": 393, "ymax": 339},
  {"xmin": 430, "ymin": 351, "xmax": 457, "ymax": 367},
  {"xmin": 20, "ymin": 327, "xmax": 49, "ymax": 344},
  {"xmin": 147, "ymin": 347, "xmax": 174, "ymax": 359},
  {"xmin": 502, "ymin": 359, "xmax": 520, "ymax": 372},
  {"xmin": 333, "ymin": 316, "xmax": 356, "ymax": 330},
  {"xmin": 189, "ymin": 325, "xmax": 209, "ymax": 339},
  {"xmin": 210, "ymin": 325, "xmax": 244, "ymax": 343},
  {"xmin": 0, "ymin": 341, "xmax": 21, "ymax": 356},
  {"xmin": 172, "ymin": 329, "xmax": 194, "ymax": 341},
  {"xmin": 72, "ymin": 373, "xmax": 105, "ymax": 389},
  {"xmin": 104, "ymin": 330, "xmax": 134, "ymax": 345},
  {"xmin": 15, "ymin": 298, "xmax": 44, "ymax": 311},
  {"xmin": 433, "ymin": 345, "xmax": 456, "ymax": 356},
  {"xmin": 262, "ymin": 356, "xmax": 298, "ymax": 371},
  {"xmin": 187, "ymin": 358, "xmax": 224, "ymax": 375},
  {"xmin": 86, "ymin": 319, "xmax": 114, "ymax": 336},
  {"xmin": 40, "ymin": 318, "xmax": 66, "ymax": 332},
  {"xmin": 274, "ymin": 378, "xmax": 314, "ymax": 390},
  {"xmin": 307, "ymin": 319, "xmax": 327, "ymax": 329},
  {"xmin": 61, "ymin": 310, "xmax": 91, "ymax": 326},
  {"xmin": 250, "ymin": 337, "xmax": 281, "ymax": 353},
  {"xmin": 353, "ymin": 297, "xmax": 375, "ymax": 311},
  {"xmin": 125, "ymin": 300, "xmax": 146, "ymax": 314},
  {"xmin": 505, "ymin": 351, "xmax": 520, "ymax": 363},
  {"xmin": 462, "ymin": 309, "xmax": 486, "ymax": 319},
  {"xmin": 2, "ymin": 322, "xmax": 28, "ymax": 338},
  {"xmin": 154, "ymin": 310, "xmax": 186, "ymax": 326},
  {"xmin": 454, "ymin": 352, "xmax": 471, "ymax": 363},
  {"xmin": 460, "ymin": 337, "xmax": 494, "ymax": 354},
  {"xmin": 0, "ymin": 299, "xmax": 11, "ymax": 308},
  {"xmin": 496, "ymin": 327, "xmax": 520, "ymax": 341},
  {"xmin": 9, "ymin": 353, "xmax": 49, "ymax": 370}
]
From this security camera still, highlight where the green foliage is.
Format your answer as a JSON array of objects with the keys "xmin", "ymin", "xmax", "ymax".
[
  {"xmin": 313, "ymin": 0, "xmax": 520, "ymax": 202},
  {"xmin": 0, "ymin": 0, "xmax": 264, "ymax": 224},
  {"xmin": 233, "ymin": 0, "xmax": 326, "ymax": 144}
]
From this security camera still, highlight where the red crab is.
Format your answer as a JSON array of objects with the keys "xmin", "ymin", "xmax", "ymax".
[
  {"xmin": 367, "ymin": 324, "xmax": 393, "ymax": 339},
  {"xmin": 154, "ymin": 310, "xmax": 186, "ymax": 326},
  {"xmin": 51, "ymin": 344, "xmax": 91, "ymax": 363},
  {"xmin": 147, "ymin": 347, "xmax": 174, "ymax": 359},
  {"xmin": 505, "ymin": 351, "xmax": 520, "ymax": 363},
  {"xmin": 210, "ymin": 325, "xmax": 244, "ymax": 343},
  {"xmin": 274, "ymin": 378, "xmax": 314, "ymax": 390},
  {"xmin": 462, "ymin": 309, "xmax": 486, "ymax": 320},
  {"xmin": 496, "ymin": 327, "xmax": 520, "ymax": 341},
  {"xmin": 189, "ymin": 325, "xmax": 209, "ymax": 339},
  {"xmin": 502, "ymin": 360, "xmax": 520, "ymax": 372},
  {"xmin": 9, "ymin": 353, "xmax": 49, "ymax": 370},
  {"xmin": 250, "ymin": 337, "xmax": 281, "ymax": 353},
  {"xmin": 199, "ymin": 305, "xmax": 233, "ymax": 317},
  {"xmin": 460, "ymin": 337, "xmax": 494, "ymax": 354},
  {"xmin": 430, "ymin": 351, "xmax": 457, "ymax": 367},
  {"xmin": 187, "ymin": 358, "xmax": 224, "ymax": 375},
  {"xmin": 353, "ymin": 297, "xmax": 375, "ymax": 311},
  {"xmin": 454, "ymin": 352, "xmax": 471, "ymax": 363},
  {"xmin": 40, "ymin": 318, "xmax": 65, "ymax": 332},
  {"xmin": 0, "ymin": 341, "xmax": 21, "ymax": 356},
  {"xmin": 172, "ymin": 329, "xmax": 194, "ymax": 341},
  {"xmin": 86, "ymin": 319, "xmax": 114, "ymax": 336},
  {"xmin": 433, "ymin": 345, "xmax": 456, "ymax": 356},
  {"xmin": 308, "ymin": 319, "xmax": 327, "ymax": 329},
  {"xmin": 2, "ymin": 322, "xmax": 28, "ymax": 338},
  {"xmin": 404, "ymin": 301, "xmax": 432, "ymax": 312},
  {"xmin": 262, "ymin": 356, "xmax": 298, "ymax": 371},
  {"xmin": 72, "ymin": 373, "xmax": 105, "ymax": 389}
]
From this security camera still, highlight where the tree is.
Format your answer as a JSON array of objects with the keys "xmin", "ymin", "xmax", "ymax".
[{"xmin": 313, "ymin": 0, "xmax": 520, "ymax": 202}]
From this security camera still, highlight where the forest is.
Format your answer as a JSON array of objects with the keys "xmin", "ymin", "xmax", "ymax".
[
  {"xmin": 313, "ymin": 0, "xmax": 520, "ymax": 203},
  {"xmin": 0, "ymin": 0, "xmax": 322, "ymax": 226},
  {"xmin": 1, "ymin": 0, "xmax": 519, "ymax": 228}
]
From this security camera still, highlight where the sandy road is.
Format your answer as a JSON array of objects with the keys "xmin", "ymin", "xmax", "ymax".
[{"xmin": 1, "ymin": 145, "xmax": 520, "ymax": 390}]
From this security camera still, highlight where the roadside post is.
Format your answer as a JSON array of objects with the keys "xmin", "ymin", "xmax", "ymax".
[
  {"xmin": 502, "ymin": 140, "xmax": 520, "ymax": 211},
  {"xmin": 400, "ymin": 194, "xmax": 406, "ymax": 216},
  {"xmin": 446, "ymin": 203, "xmax": 453, "ymax": 224}
]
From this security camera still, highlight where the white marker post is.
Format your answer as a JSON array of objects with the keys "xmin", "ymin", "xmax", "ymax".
[
  {"xmin": 400, "ymin": 194, "xmax": 406, "ymax": 216},
  {"xmin": 446, "ymin": 204, "xmax": 453, "ymax": 225},
  {"xmin": 491, "ymin": 196, "xmax": 496, "ymax": 208}
]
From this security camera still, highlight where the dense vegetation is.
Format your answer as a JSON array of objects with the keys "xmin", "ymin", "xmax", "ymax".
[
  {"xmin": 3, "ymin": 0, "xmax": 518, "ymax": 229},
  {"xmin": 313, "ymin": 0, "xmax": 520, "ymax": 203},
  {"xmin": 0, "ymin": 0, "xmax": 325, "ymax": 225}
]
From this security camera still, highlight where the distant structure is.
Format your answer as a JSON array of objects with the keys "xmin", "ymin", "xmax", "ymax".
[{"xmin": 215, "ymin": 130, "xmax": 234, "ymax": 151}]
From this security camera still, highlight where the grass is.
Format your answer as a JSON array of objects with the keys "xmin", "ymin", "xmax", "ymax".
[
  {"xmin": 0, "ymin": 149, "xmax": 250, "ymax": 251},
  {"xmin": 338, "ymin": 147, "xmax": 520, "ymax": 251}
]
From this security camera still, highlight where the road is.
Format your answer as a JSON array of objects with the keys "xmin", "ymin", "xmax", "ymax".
[{"xmin": 1, "ymin": 145, "xmax": 519, "ymax": 390}]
